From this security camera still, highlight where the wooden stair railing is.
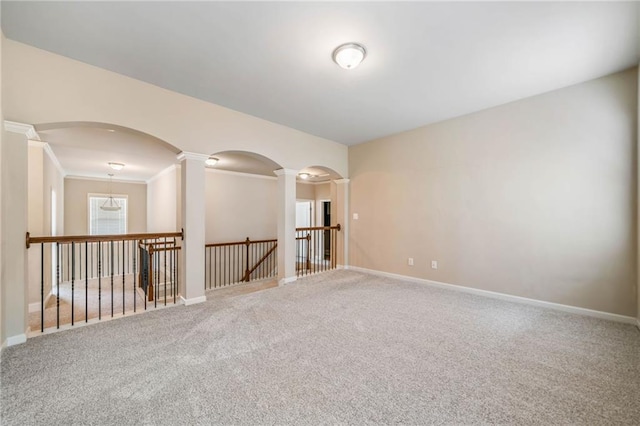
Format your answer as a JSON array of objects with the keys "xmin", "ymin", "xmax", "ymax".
[
  {"xmin": 25, "ymin": 230, "xmax": 183, "ymax": 332},
  {"xmin": 205, "ymin": 237, "xmax": 278, "ymax": 289}
]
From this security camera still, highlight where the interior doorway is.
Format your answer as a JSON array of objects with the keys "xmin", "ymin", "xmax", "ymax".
[{"xmin": 322, "ymin": 201, "xmax": 331, "ymax": 260}]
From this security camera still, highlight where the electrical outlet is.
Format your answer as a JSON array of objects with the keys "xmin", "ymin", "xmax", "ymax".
[
  {"xmin": 431, "ymin": 260, "xmax": 438, "ymax": 270},
  {"xmin": 408, "ymin": 258, "xmax": 414, "ymax": 266}
]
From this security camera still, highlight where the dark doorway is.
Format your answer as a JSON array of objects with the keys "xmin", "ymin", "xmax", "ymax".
[{"xmin": 323, "ymin": 201, "xmax": 331, "ymax": 260}]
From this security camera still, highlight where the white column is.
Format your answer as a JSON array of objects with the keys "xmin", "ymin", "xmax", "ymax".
[
  {"xmin": 333, "ymin": 179, "xmax": 350, "ymax": 268},
  {"xmin": 274, "ymin": 168, "xmax": 297, "ymax": 285},
  {"xmin": 177, "ymin": 152, "xmax": 208, "ymax": 305},
  {"xmin": 2, "ymin": 121, "xmax": 35, "ymax": 345}
]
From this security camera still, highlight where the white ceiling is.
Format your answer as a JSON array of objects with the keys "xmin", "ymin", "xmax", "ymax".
[
  {"xmin": 3, "ymin": 2, "xmax": 639, "ymax": 146},
  {"xmin": 37, "ymin": 124, "xmax": 179, "ymax": 182}
]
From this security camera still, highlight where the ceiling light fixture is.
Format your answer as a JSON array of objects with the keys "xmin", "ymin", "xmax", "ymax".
[
  {"xmin": 332, "ymin": 42, "xmax": 367, "ymax": 69},
  {"xmin": 299, "ymin": 173, "xmax": 311, "ymax": 180},
  {"xmin": 100, "ymin": 174, "xmax": 121, "ymax": 212},
  {"xmin": 108, "ymin": 162, "xmax": 125, "ymax": 171},
  {"xmin": 205, "ymin": 157, "xmax": 219, "ymax": 166}
]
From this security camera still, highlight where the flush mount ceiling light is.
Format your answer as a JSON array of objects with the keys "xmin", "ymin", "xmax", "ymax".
[
  {"xmin": 332, "ymin": 42, "xmax": 367, "ymax": 69},
  {"xmin": 298, "ymin": 173, "xmax": 311, "ymax": 180},
  {"xmin": 108, "ymin": 162, "xmax": 125, "ymax": 171},
  {"xmin": 205, "ymin": 156, "xmax": 219, "ymax": 166}
]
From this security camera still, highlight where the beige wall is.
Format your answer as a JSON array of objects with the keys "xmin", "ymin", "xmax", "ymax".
[
  {"xmin": 296, "ymin": 182, "xmax": 315, "ymax": 200},
  {"xmin": 350, "ymin": 68, "xmax": 638, "ymax": 317},
  {"xmin": 1, "ymin": 131, "xmax": 28, "ymax": 341},
  {"xmin": 205, "ymin": 171, "xmax": 277, "ymax": 243},
  {"xmin": 147, "ymin": 166, "xmax": 179, "ymax": 233},
  {"xmin": 26, "ymin": 145, "xmax": 65, "ymax": 305},
  {"xmin": 64, "ymin": 178, "xmax": 147, "ymax": 235},
  {"xmin": 3, "ymin": 39, "xmax": 348, "ymax": 177}
]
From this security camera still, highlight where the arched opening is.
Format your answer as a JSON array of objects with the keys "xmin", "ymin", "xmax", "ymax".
[
  {"xmin": 295, "ymin": 166, "xmax": 345, "ymax": 277},
  {"xmin": 203, "ymin": 150, "xmax": 282, "ymax": 291},
  {"xmin": 26, "ymin": 121, "xmax": 183, "ymax": 331}
]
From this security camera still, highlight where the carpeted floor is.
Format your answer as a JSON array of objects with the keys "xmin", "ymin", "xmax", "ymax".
[
  {"xmin": 28, "ymin": 275, "xmax": 177, "ymax": 332},
  {"xmin": 2, "ymin": 270, "xmax": 639, "ymax": 425}
]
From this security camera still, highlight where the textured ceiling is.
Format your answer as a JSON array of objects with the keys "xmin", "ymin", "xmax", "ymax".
[{"xmin": 3, "ymin": 2, "xmax": 639, "ymax": 145}]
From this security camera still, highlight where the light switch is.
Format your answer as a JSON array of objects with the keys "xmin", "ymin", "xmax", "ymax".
[{"xmin": 353, "ymin": 213, "xmax": 359, "ymax": 220}]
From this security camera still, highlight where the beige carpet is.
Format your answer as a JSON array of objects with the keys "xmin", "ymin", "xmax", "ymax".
[
  {"xmin": 4, "ymin": 270, "xmax": 640, "ymax": 425},
  {"xmin": 28, "ymin": 275, "xmax": 177, "ymax": 331}
]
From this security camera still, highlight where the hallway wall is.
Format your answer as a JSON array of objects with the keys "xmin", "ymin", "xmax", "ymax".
[{"xmin": 350, "ymin": 68, "xmax": 638, "ymax": 317}]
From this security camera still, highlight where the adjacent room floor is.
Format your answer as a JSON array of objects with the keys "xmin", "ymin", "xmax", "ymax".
[{"xmin": 2, "ymin": 270, "xmax": 639, "ymax": 424}]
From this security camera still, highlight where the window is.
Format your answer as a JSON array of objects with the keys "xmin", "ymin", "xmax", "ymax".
[{"xmin": 89, "ymin": 194, "xmax": 128, "ymax": 235}]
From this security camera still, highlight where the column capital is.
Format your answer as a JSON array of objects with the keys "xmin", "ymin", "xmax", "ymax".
[
  {"xmin": 273, "ymin": 168, "xmax": 298, "ymax": 177},
  {"xmin": 177, "ymin": 151, "xmax": 210, "ymax": 162},
  {"xmin": 4, "ymin": 120, "xmax": 40, "ymax": 140},
  {"xmin": 333, "ymin": 178, "xmax": 350, "ymax": 185}
]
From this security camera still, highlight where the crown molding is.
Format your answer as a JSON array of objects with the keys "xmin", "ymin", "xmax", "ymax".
[
  {"xmin": 177, "ymin": 151, "xmax": 209, "ymax": 162},
  {"xmin": 297, "ymin": 180, "xmax": 331, "ymax": 186},
  {"xmin": 205, "ymin": 167, "xmax": 277, "ymax": 181},
  {"xmin": 65, "ymin": 175, "xmax": 147, "ymax": 185},
  {"xmin": 27, "ymin": 140, "xmax": 67, "ymax": 177},
  {"xmin": 43, "ymin": 144, "xmax": 67, "ymax": 177},
  {"xmin": 146, "ymin": 164, "xmax": 177, "ymax": 184},
  {"xmin": 333, "ymin": 178, "xmax": 350, "ymax": 185},
  {"xmin": 4, "ymin": 120, "xmax": 40, "ymax": 140},
  {"xmin": 273, "ymin": 168, "xmax": 298, "ymax": 177}
]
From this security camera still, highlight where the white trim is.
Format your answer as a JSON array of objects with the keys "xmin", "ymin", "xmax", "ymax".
[
  {"xmin": 6, "ymin": 333, "xmax": 27, "ymax": 346},
  {"xmin": 273, "ymin": 168, "xmax": 298, "ymax": 177},
  {"xmin": 4, "ymin": 120, "xmax": 40, "ymax": 140},
  {"xmin": 43, "ymin": 143, "xmax": 67, "ymax": 177},
  {"xmin": 27, "ymin": 140, "xmax": 67, "ymax": 176},
  {"xmin": 333, "ymin": 178, "xmax": 350, "ymax": 185},
  {"xmin": 177, "ymin": 151, "xmax": 209, "ymax": 162},
  {"xmin": 29, "ymin": 292, "xmax": 53, "ymax": 313},
  {"xmin": 346, "ymin": 266, "xmax": 638, "ymax": 325},
  {"xmin": 180, "ymin": 295, "xmax": 207, "ymax": 306},
  {"xmin": 65, "ymin": 175, "xmax": 146, "ymax": 185},
  {"xmin": 205, "ymin": 167, "xmax": 277, "ymax": 181},
  {"xmin": 297, "ymin": 180, "xmax": 332, "ymax": 186},
  {"xmin": 146, "ymin": 164, "xmax": 177, "ymax": 184},
  {"xmin": 279, "ymin": 276, "xmax": 297, "ymax": 286},
  {"xmin": 29, "ymin": 302, "xmax": 40, "ymax": 313}
]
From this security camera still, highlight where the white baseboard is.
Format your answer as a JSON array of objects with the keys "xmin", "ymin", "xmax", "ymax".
[
  {"xmin": 346, "ymin": 266, "xmax": 637, "ymax": 325},
  {"xmin": 279, "ymin": 276, "xmax": 297, "ymax": 286},
  {"xmin": 29, "ymin": 293, "xmax": 54, "ymax": 313},
  {"xmin": 6, "ymin": 333, "xmax": 27, "ymax": 347},
  {"xmin": 180, "ymin": 295, "xmax": 207, "ymax": 306}
]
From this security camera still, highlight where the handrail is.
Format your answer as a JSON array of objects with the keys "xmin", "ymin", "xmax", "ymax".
[
  {"xmin": 26, "ymin": 230, "xmax": 183, "ymax": 248},
  {"xmin": 243, "ymin": 242, "xmax": 278, "ymax": 281},
  {"xmin": 295, "ymin": 224, "xmax": 341, "ymax": 232},
  {"xmin": 205, "ymin": 237, "xmax": 277, "ymax": 248}
]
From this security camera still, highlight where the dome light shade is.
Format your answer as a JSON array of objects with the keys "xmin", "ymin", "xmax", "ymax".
[
  {"xmin": 332, "ymin": 43, "xmax": 367, "ymax": 69},
  {"xmin": 205, "ymin": 157, "xmax": 219, "ymax": 166},
  {"xmin": 299, "ymin": 173, "xmax": 311, "ymax": 180},
  {"xmin": 108, "ymin": 162, "xmax": 125, "ymax": 171}
]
